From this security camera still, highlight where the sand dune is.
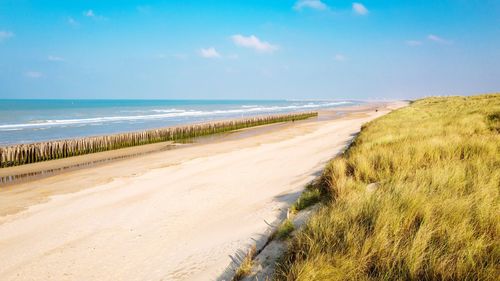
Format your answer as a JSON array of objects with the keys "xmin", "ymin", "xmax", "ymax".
[{"xmin": 0, "ymin": 103, "xmax": 405, "ymax": 280}]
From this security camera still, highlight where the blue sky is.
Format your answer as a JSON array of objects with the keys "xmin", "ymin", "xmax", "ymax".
[{"xmin": 0, "ymin": 0, "xmax": 499, "ymax": 99}]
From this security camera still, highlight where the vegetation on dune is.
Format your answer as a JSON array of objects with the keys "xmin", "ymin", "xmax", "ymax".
[
  {"xmin": 233, "ymin": 245, "xmax": 257, "ymax": 281},
  {"xmin": 275, "ymin": 94, "xmax": 500, "ymax": 281},
  {"xmin": 273, "ymin": 219, "xmax": 296, "ymax": 241},
  {"xmin": 290, "ymin": 183, "xmax": 321, "ymax": 214}
]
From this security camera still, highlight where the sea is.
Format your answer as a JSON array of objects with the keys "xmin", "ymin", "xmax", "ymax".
[{"xmin": 0, "ymin": 100, "xmax": 360, "ymax": 146}]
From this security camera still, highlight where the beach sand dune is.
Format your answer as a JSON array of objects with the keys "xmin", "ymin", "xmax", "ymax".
[{"xmin": 0, "ymin": 103, "xmax": 405, "ymax": 281}]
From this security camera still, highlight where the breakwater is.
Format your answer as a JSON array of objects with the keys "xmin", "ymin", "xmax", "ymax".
[{"xmin": 0, "ymin": 111, "xmax": 317, "ymax": 168}]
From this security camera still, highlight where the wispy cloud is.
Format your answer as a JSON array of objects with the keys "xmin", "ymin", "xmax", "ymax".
[
  {"xmin": 405, "ymin": 40, "xmax": 423, "ymax": 47},
  {"xmin": 231, "ymin": 34, "xmax": 278, "ymax": 53},
  {"xmin": 334, "ymin": 54, "xmax": 347, "ymax": 61},
  {"xmin": 48, "ymin": 55, "xmax": 65, "ymax": 62},
  {"xmin": 25, "ymin": 71, "xmax": 43, "ymax": 78},
  {"xmin": 199, "ymin": 47, "xmax": 221, "ymax": 58},
  {"xmin": 293, "ymin": 0, "xmax": 328, "ymax": 11},
  {"xmin": 0, "ymin": 30, "xmax": 14, "ymax": 42},
  {"xmin": 84, "ymin": 10, "xmax": 95, "ymax": 17},
  {"xmin": 352, "ymin": 3, "xmax": 369, "ymax": 15},
  {"xmin": 427, "ymin": 34, "xmax": 452, "ymax": 44},
  {"xmin": 83, "ymin": 9, "xmax": 107, "ymax": 20}
]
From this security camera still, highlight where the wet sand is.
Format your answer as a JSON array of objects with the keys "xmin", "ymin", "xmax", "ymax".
[{"xmin": 0, "ymin": 101, "xmax": 406, "ymax": 281}]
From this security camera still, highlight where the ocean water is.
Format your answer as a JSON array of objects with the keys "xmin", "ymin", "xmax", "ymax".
[{"xmin": 0, "ymin": 100, "xmax": 359, "ymax": 146}]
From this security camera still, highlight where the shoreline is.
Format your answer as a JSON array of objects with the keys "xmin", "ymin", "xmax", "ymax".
[
  {"xmin": 0, "ymin": 111, "xmax": 317, "ymax": 169},
  {"xmin": 0, "ymin": 103, "xmax": 384, "ymax": 186},
  {"xmin": 0, "ymin": 101, "xmax": 406, "ymax": 281},
  {"xmin": 0, "ymin": 116, "xmax": 314, "ymax": 186}
]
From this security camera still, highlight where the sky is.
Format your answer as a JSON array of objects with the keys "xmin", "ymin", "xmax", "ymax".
[{"xmin": 0, "ymin": 0, "xmax": 499, "ymax": 100}]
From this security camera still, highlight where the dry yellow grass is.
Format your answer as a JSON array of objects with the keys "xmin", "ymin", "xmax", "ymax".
[
  {"xmin": 275, "ymin": 94, "xmax": 500, "ymax": 280},
  {"xmin": 233, "ymin": 245, "xmax": 257, "ymax": 281}
]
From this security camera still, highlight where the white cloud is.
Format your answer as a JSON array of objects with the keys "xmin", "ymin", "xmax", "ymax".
[
  {"xmin": 334, "ymin": 54, "xmax": 347, "ymax": 61},
  {"xmin": 48, "ymin": 55, "xmax": 65, "ymax": 62},
  {"xmin": 83, "ymin": 9, "xmax": 106, "ymax": 20},
  {"xmin": 199, "ymin": 47, "xmax": 221, "ymax": 58},
  {"xmin": 352, "ymin": 3, "xmax": 369, "ymax": 15},
  {"xmin": 405, "ymin": 40, "xmax": 423, "ymax": 47},
  {"xmin": 293, "ymin": 0, "xmax": 328, "ymax": 11},
  {"xmin": 25, "ymin": 71, "xmax": 43, "ymax": 78},
  {"xmin": 231, "ymin": 34, "xmax": 278, "ymax": 53},
  {"xmin": 0, "ymin": 30, "xmax": 14, "ymax": 42},
  {"xmin": 84, "ymin": 10, "xmax": 95, "ymax": 17},
  {"xmin": 427, "ymin": 34, "xmax": 452, "ymax": 44}
]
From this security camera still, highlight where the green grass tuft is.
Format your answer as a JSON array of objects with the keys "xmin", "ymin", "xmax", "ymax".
[
  {"xmin": 275, "ymin": 94, "xmax": 500, "ymax": 281},
  {"xmin": 291, "ymin": 185, "xmax": 321, "ymax": 214},
  {"xmin": 273, "ymin": 219, "xmax": 295, "ymax": 241}
]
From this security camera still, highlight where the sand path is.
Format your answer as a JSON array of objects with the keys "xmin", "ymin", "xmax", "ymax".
[{"xmin": 0, "ymin": 103, "xmax": 404, "ymax": 281}]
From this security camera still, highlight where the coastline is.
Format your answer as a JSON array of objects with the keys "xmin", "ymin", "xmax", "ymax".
[
  {"xmin": 0, "ymin": 103, "xmax": 384, "ymax": 186},
  {"xmin": 0, "ymin": 100, "xmax": 355, "ymax": 146},
  {"xmin": 0, "ymin": 101, "xmax": 407, "ymax": 281},
  {"xmin": 0, "ymin": 111, "xmax": 317, "ymax": 169}
]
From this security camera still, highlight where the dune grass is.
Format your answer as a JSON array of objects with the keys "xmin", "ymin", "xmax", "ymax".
[
  {"xmin": 275, "ymin": 94, "xmax": 500, "ymax": 280},
  {"xmin": 272, "ymin": 219, "xmax": 296, "ymax": 241},
  {"xmin": 233, "ymin": 245, "xmax": 257, "ymax": 281},
  {"xmin": 290, "ymin": 183, "xmax": 322, "ymax": 214}
]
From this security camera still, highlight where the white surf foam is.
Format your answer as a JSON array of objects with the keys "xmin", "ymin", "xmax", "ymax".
[{"xmin": 0, "ymin": 101, "xmax": 352, "ymax": 131}]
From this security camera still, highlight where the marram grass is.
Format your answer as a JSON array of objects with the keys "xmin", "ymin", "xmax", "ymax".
[
  {"xmin": 290, "ymin": 183, "xmax": 321, "ymax": 214},
  {"xmin": 0, "ymin": 111, "xmax": 317, "ymax": 168},
  {"xmin": 275, "ymin": 94, "xmax": 500, "ymax": 281}
]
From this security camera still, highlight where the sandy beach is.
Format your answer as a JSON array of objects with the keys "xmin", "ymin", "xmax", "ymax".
[{"xmin": 0, "ymin": 102, "xmax": 405, "ymax": 281}]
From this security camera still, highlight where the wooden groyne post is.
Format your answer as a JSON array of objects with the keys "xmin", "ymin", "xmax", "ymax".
[{"xmin": 0, "ymin": 111, "xmax": 318, "ymax": 168}]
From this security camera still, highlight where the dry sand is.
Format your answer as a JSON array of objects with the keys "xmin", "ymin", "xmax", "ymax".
[{"xmin": 0, "ymin": 102, "xmax": 406, "ymax": 281}]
